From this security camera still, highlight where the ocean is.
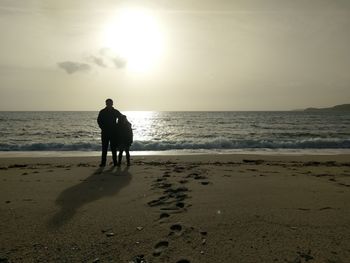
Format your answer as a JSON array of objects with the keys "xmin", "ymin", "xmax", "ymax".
[{"xmin": 0, "ymin": 111, "xmax": 349, "ymax": 154}]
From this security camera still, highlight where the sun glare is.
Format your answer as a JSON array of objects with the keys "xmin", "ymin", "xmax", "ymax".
[{"xmin": 102, "ymin": 8, "xmax": 165, "ymax": 73}]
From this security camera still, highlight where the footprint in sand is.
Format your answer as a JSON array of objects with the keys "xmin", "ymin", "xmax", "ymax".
[
  {"xmin": 151, "ymin": 181, "xmax": 172, "ymax": 190},
  {"xmin": 165, "ymin": 186, "xmax": 189, "ymax": 194},
  {"xmin": 163, "ymin": 172, "xmax": 171, "ymax": 178},
  {"xmin": 176, "ymin": 202, "xmax": 185, "ymax": 208},
  {"xmin": 160, "ymin": 183, "xmax": 172, "ymax": 189},
  {"xmin": 200, "ymin": 231, "xmax": 207, "ymax": 236},
  {"xmin": 147, "ymin": 196, "xmax": 170, "ymax": 207},
  {"xmin": 153, "ymin": 241, "xmax": 169, "ymax": 256},
  {"xmin": 159, "ymin": 213, "xmax": 170, "ymax": 219},
  {"xmin": 174, "ymin": 193, "xmax": 188, "ymax": 201},
  {"xmin": 194, "ymin": 175, "xmax": 207, "ymax": 180},
  {"xmin": 169, "ymin": 224, "xmax": 183, "ymax": 236},
  {"xmin": 155, "ymin": 178, "xmax": 166, "ymax": 182},
  {"xmin": 186, "ymin": 173, "xmax": 207, "ymax": 180},
  {"xmin": 170, "ymin": 224, "xmax": 182, "ymax": 232},
  {"xmin": 173, "ymin": 166, "xmax": 185, "ymax": 173}
]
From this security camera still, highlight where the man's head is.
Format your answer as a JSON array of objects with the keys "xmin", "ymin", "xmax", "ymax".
[{"xmin": 105, "ymin": 98, "xmax": 113, "ymax": 108}]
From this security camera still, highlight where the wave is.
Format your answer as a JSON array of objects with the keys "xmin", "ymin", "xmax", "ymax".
[
  {"xmin": 0, "ymin": 142, "xmax": 100, "ymax": 151},
  {"xmin": 0, "ymin": 138, "xmax": 350, "ymax": 151}
]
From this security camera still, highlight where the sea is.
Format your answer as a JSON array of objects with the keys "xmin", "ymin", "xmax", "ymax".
[{"xmin": 0, "ymin": 111, "xmax": 350, "ymax": 155}]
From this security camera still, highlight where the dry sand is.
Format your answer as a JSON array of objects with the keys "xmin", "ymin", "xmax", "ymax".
[{"xmin": 0, "ymin": 154, "xmax": 350, "ymax": 263}]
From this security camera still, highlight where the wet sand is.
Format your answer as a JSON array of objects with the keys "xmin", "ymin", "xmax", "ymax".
[{"xmin": 0, "ymin": 154, "xmax": 350, "ymax": 262}]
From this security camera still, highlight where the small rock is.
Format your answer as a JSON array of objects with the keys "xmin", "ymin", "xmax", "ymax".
[
  {"xmin": 202, "ymin": 239, "xmax": 206, "ymax": 245},
  {"xmin": 101, "ymin": 227, "xmax": 112, "ymax": 233},
  {"xmin": 131, "ymin": 254, "xmax": 147, "ymax": 263},
  {"xmin": 106, "ymin": 232, "xmax": 115, "ymax": 237},
  {"xmin": 136, "ymin": 226, "xmax": 143, "ymax": 231},
  {"xmin": 92, "ymin": 258, "xmax": 100, "ymax": 263}
]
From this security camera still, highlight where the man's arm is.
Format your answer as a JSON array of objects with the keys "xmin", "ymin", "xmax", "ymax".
[
  {"xmin": 115, "ymin": 109, "xmax": 122, "ymax": 118},
  {"xmin": 129, "ymin": 124, "xmax": 133, "ymax": 144},
  {"xmin": 97, "ymin": 111, "xmax": 103, "ymax": 129},
  {"xmin": 130, "ymin": 128, "xmax": 133, "ymax": 144}
]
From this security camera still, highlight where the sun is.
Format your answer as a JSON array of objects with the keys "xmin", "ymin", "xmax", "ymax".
[{"xmin": 101, "ymin": 8, "xmax": 165, "ymax": 73}]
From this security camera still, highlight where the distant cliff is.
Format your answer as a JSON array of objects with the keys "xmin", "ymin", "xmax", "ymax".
[{"xmin": 303, "ymin": 104, "xmax": 350, "ymax": 112}]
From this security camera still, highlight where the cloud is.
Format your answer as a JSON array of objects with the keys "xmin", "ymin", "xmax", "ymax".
[
  {"xmin": 57, "ymin": 61, "xmax": 91, "ymax": 74},
  {"xmin": 99, "ymin": 48, "xmax": 127, "ymax": 69},
  {"xmin": 90, "ymin": 56, "xmax": 106, "ymax": 67},
  {"xmin": 57, "ymin": 47, "xmax": 127, "ymax": 74},
  {"xmin": 112, "ymin": 57, "xmax": 127, "ymax": 68}
]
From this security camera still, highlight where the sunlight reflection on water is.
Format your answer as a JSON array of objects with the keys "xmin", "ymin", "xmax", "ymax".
[{"xmin": 124, "ymin": 111, "xmax": 156, "ymax": 141}]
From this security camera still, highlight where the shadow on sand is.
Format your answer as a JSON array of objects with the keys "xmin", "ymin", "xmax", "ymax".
[{"xmin": 48, "ymin": 166, "xmax": 132, "ymax": 229}]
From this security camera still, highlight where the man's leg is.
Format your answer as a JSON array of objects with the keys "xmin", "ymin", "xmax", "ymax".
[
  {"xmin": 111, "ymin": 141, "xmax": 118, "ymax": 166},
  {"xmin": 110, "ymin": 134, "xmax": 118, "ymax": 166},
  {"xmin": 125, "ymin": 147, "xmax": 131, "ymax": 166},
  {"xmin": 100, "ymin": 133, "xmax": 108, "ymax": 166},
  {"xmin": 118, "ymin": 150, "xmax": 124, "ymax": 165}
]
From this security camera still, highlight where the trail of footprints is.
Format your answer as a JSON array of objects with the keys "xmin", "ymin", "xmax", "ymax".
[{"xmin": 140, "ymin": 163, "xmax": 212, "ymax": 263}]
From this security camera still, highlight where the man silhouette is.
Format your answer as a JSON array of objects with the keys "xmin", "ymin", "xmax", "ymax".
[{"xmin": 97, "ymin": 98, "xmax": 122, "ymax": 167}]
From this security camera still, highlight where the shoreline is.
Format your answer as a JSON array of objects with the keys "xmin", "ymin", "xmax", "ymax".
[
  {"xmin": 1, "ymin": 148, "xmax": 350, "ymax": 158},
  {"xmin": 1, "ymin": 153, "xmax": 350, "ymax": 166}
]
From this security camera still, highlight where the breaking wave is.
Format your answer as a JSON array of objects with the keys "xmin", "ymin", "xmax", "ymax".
[{"xmin": 1, "ymin": 138, "xmax": 350, "ymax": 151}]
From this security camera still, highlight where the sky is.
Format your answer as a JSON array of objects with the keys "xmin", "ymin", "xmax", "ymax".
[{"xmin": 0, "ymin": 0, "xmax": 350, "ymax": 111}]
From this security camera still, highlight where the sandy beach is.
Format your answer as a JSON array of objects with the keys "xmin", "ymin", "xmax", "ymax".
[{"xmin": 0, "ymin": 154, "xmax": 350, "ymax": 263}]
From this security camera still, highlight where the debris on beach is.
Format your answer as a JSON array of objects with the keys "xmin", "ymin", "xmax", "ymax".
[{"xmin": 129, "ymin": 254, "xmax": 147, "ymax": 263}]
